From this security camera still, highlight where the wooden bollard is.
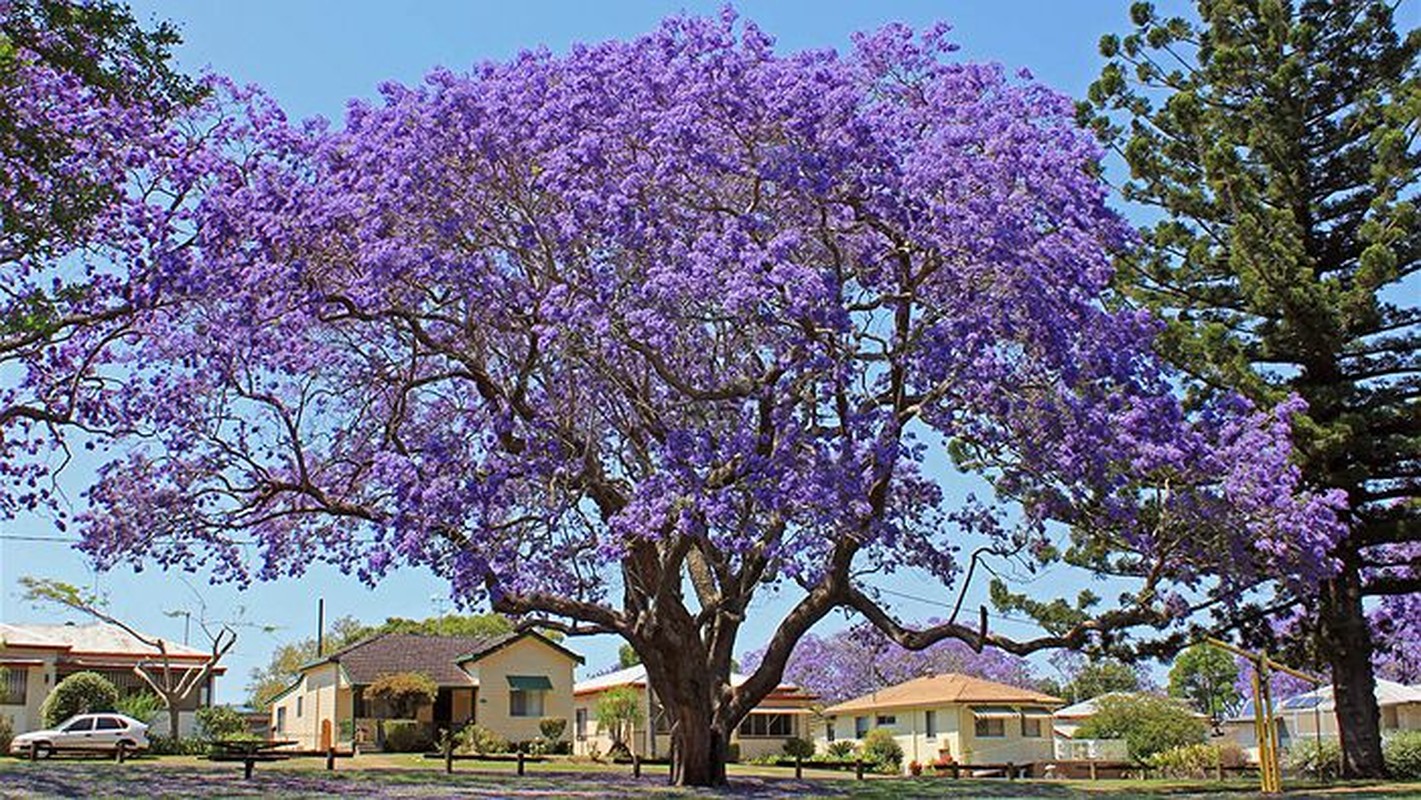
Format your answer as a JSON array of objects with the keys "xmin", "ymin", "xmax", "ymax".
[
  {"xmin": 795, "ymin": 753, "xmax": 803, "ymax": 780},
  {"xmin": 444, "ymin": 736, "xmax": 454, "ymax": 774},
  {"xmin": 633, "ymin": 752, "xmax": 642, "ymax": 778},
  {"xmin": 1215, "ymin": 762, "xmax": 1224, "ymax": 781},
  {"xmin": 115, "ymin": 742, "xmax": 126, "ymax": 763},
  {"xmin": 517, "ymin": 751, "xmax": 526, "ymax": 776},
  {"xmin": 29, "ymin": 742, "xmax": 38, "ymax": 761},
  {"xmin": 1089, "ymin": 761, "xmax": 1098, "ymax": 780},
  {"xmin": 243, "ymin": 758, "xmax": 255, "ymax": 781},
  {"xmin": 951, "ymin": 763, "xmax": 960, "ymax": 779},
  {"xmin": 1007, "ymin": 761, "xmax": 1015, "ymax": 780},
  {"xmin": 855, "ymin": 757, "xmax": 864, "ymax": 780},
  {"xmin": 326, "ymin": 747, "xmax": 335, "ymax": 771}
]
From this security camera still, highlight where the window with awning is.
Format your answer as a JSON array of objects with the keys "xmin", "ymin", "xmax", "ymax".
[
  {"xmin": 969, "ymin": 706, "xmax": 1019, "ymax": 719},
  {"xmin": 508, "ymin": 675, "xmax": 552, "ymax": 717},
  {"xmin": 506, "ymin": 675, "xmax": 553, "ymax": 691}
]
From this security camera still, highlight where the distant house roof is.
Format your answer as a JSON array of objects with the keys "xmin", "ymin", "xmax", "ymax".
[
  {"xmin": 309, "ymin": 631, "xmax": 581, "ymax": 687},
  {"xmin": 0, "ymin": 622, "xmax": 221, "ymax": 669},
  {"xmin": 574, "ymin": 664, "xmax": 813, "ymax": 701},
  {"xmin": 1231, "ymin": 679, "xmax": 1421, "ymax": 722},
  {"xmin": 823, "ymin": 673, "xmax": 1062, "ymax": 715},
  {"xmin": 1053, "ymin": 692, "xmax": 1137, "ymax": 720}
]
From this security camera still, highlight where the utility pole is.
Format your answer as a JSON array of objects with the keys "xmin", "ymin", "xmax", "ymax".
[{"xmin": 317, "ymin": 598, "xmax": 325, "ymax": 657}]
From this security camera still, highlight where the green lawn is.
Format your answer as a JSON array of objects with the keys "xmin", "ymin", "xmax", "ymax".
[{"xmin": 2, "ymin": 755, "xmax": 1419, "ymax": 799}]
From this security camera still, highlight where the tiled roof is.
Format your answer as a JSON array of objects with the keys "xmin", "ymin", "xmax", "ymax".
[
  {"xmin": 823, "ymin": 673, "xmax": 1063, "ymax": 715},
  {"xmin": 0, "ymin": 622, "xmax": 214, "ymax": 660},
  {"xmin": 322, "ymin": 632, "xmax": 519, "ymax": 686}
]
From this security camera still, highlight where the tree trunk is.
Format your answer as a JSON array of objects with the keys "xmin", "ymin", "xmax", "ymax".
[
  {"xmin": 1319, "ymin": 554, "xmax": 1387, "ymax": 778},
  {"xmin": 639, "ymin": 633, "xmax": 732, "ymax": 787},
  {"xmin": 167, "ymin": 700, "xmax": 182, "ymax": 742}
]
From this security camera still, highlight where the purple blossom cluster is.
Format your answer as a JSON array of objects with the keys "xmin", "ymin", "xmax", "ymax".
[
  {"xmin": 742, "ymin": 621, "xmax": 1038, "ymax": 705},
  {"xmin": 3, "ymin": 13, "xmax": 1347, "ymax": 660}
]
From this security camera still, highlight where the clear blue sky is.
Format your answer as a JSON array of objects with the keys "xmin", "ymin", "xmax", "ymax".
[{"xmin": 1, "ymin": 1, "xmax": 1199, "ymax": 704}]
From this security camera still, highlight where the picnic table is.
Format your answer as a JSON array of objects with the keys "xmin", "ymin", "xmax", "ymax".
[{"xmin": 208, "ymin": 739, "xmax": 296, "ymax": 780}]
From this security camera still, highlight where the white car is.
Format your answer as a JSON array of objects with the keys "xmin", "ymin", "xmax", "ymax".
[{"xmin": 10, "ymin": 713, "xmax": 150, "ymax": 757}]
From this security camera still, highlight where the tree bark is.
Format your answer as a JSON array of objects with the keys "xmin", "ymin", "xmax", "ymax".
[
  {"xmin": 639, "ymin": 627, "xmax": 732, "ymax": 787},
  {"xmin": 167, "ymin": 702, "xmax": 181, "ymax": 742},
  {"xmin": 1320, "ymin": 551, "xmax": 1387, "ymax": 778}
]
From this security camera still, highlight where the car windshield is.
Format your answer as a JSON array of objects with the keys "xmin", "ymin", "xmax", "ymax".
[{"xmin": 60, "ymin": 717, "xmax": 94, "ymax": 732}]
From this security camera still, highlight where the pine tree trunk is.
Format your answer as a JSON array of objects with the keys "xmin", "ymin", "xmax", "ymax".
[{"xmin": 1320, "ymin": 554, "xmax": 1387, "ymax": 778}]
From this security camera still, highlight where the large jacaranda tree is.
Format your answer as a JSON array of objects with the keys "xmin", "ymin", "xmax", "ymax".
[{"xmin": 11, "ymin": 15, "xmax": 1345, "ymax": 786}]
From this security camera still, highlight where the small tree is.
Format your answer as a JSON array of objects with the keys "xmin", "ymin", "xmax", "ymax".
[
  {"xmin": 41, "ymin": 672, "xmax": 119, "ymax": 728},
  {"xmin": 1168, "ymin": 644, "xmax": 1241, "ymax": 725},
  {"xmin": 595, "ymin": 686, "xmax": 644, "ymax": 757},
  {"xmin": 365, "ymin": 672, "xmax": 437, "ymax": 719},
  {"xmin": 114, "ymin": 691, "xmax": 164, "ymax": 726},
  {"xmin": 1075, "ymin": 693, "xmax": 1208, "ymax": 763},
  {"xmin": 21, "ymin": 578, "xmax": 236, "ymax": 742},
  {"xmin": 618, "ymin": 644, "xmax": 642, "ymax": 669}
]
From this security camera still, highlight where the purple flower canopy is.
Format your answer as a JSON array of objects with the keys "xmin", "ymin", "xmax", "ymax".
[
  {"xmin": 8, "ymin": 14, "xmax": 1341, "ymax": 652},
  {"xmin": 743, "ymin": 622, "xmax": 1038, "ymax": 705}
]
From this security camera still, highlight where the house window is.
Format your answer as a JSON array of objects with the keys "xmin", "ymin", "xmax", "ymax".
[
  {"xmin": 738, "ymin": 713, "xmax": 792, "ymax": 738},
  {"xmin": 925, "ymin": 710, "xmax": 937, "ymax": 738},
  {"xmin": 974, "ymin": 717, "xmax": 1005, "ymax": 738},
  {"xmin": 875, "ymin": 715, "xmax": 896, "ymax": 727},
  {"xmin": 855, "ymin": 716, "xmax": 869, "ymax": 738},
  {"xmin": 0, "ymin": 668, "xmax": 26, "ymax": 705},
  {"xmin": 508, "ymin": 675, "xmax": 552, "ymax": 717},
  {"xmin": 826, "ymin": 721, "xmax": 836, "ymax": 742},
  {"xmin": 1022, "ymin": 717, "xmax": 1044, "ymax": 738},
  {"xmin": 276, "ymin": 707, "xmax": 287, "ymax": 734},
  {"xmin": 296, "ymin": 696, "xmax": 304, "ymax": 718},
  {"xmin": 575, "ymin": 708, "xmax": 588, "ymax": 740}
]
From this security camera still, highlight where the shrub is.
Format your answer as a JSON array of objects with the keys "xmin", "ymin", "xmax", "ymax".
[
  {"xmin": 454, "ymin": 723, "xmax": 509, "ymax": 754},
  {"xmin": 382, "ymin": 719, "xmax": 432, "ymax": 752},
  {"xmin": 1384, "ymin": 731, "xmax": 1421, "ymax": 780},
  {"xmin": 726, "ymin": 742, "xmax": 741, "ymax": 763},
  {"xmin": 825, "ymin": 740, "xmax": 856, "ymax": 759},
  {"xmin": 0, "ymin": 715, "xmax": 12, "ymax": 753},
  {"xmin": 908, "ymin": 759, "xmax": 923, "ymax": 775},
  {"xmin": 113, "ymin": 692, "xmax": 164, "ymax": 727},
  {"xmin": 539, "ymin": 717, "xmax": 567, "ymax": 742},
  {"xmin": 782, "ymin": 736, "xmax": 815, "ymax": 760},
  {"xmin": 1148, "ymin": 742, "xmax": 1238, "ymax": 778},
  {"xmin": 366, "ymin": 672, "xmax": 438, "ymax": 719},
  {"xmin": 195, "ymin": 705, "xmax": 247, "ymax": 740},
  {"xmin": 41, "ymin": 672, "xmax": 119, "ymax": 728},
  {"xmin": 861, "ymin": 728, "xmax": 903, "ymax": 772},
  {"xmin": 1074, "ymin": 693, "xmax": 1208, "ymax": 763},
  {"xmin": 1286, "ymin": 738, "xmax": 1342, "ymax": 780},
  {"xmin": 147, "ymin": 734, "xmax": 212, "ymax": 755}
]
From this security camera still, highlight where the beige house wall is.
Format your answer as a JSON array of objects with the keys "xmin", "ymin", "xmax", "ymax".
[
  {"xmin": 818, "ymin": 704, "xmax": 1053, "ymax": 773},
  {"xmin": 572, "ymin": 688, "xmax": 813, "ymax": 760},
  {"xmin": 465, "ymin": 638, "xmax": 576, "ymax": 743},
  {"xmin": 270, "ymin": 662, "xmax": 345, "ymax": 749}
]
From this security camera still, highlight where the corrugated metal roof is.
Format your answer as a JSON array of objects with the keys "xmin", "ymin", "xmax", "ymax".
[{"xmin": 0, "ymin": 622, "xmax": 213, "ymax": 659}]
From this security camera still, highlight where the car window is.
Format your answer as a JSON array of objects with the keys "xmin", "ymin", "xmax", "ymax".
[
  {"xmin": 96, "ymin": 717, "xmax": 124, "ymax": 730},
  {"xmin": 61, "ymin": 717, "xmax": 94, "ymax": 732}
]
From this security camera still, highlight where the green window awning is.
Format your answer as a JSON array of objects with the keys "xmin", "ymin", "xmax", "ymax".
[{"xmin": 507, "ymin": 675, "xmax": 553, "ymax": 691}]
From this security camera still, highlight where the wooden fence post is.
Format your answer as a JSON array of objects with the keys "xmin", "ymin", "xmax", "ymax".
[
  {"xmin": 444, "ymin": 735, "xmax": 453, "ymax": 774},
  {"xmin": 632, "ymin": 752, "xmax": 642, "ymax": 778},
  {"xmin": 855, "ymin": 757, "xmax": 864, "ymax": 781},
  {"xmin": 795, "ymin": 753, "xmax": 803, "ymax": 780},
  {"xmin": 517, "ymin": 751, "xmax": 526, "ymax": 776},
  {"xmin": 326, "ymin": 747, "xmax": 335, "ymax": 771}
]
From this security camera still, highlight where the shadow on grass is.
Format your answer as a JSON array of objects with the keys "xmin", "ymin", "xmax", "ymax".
[{"xmin": 2, "ymin": 758, "xmax": 1418, "ymax": 799}]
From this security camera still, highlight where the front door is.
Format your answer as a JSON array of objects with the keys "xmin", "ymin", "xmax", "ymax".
[{"xmin": 433, "ymin": 688, "xmax": 453, "ymax": 730}]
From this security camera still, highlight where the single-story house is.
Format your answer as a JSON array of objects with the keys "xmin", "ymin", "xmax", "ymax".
[
  {"xmin": 269, "ymin": 630, "xmax": 582, "ymax": 750},
  {"xmin": 572, "ymin": 665, "xmax": 818, "ymax": 760},
  {"xmin": 1223, "ymin": 678, "xmax": 1421, "ymax": 761},
  {"xmin": 818, "ymin": 673, "xmax": 1063, "ymax": 772},
  {"xmin": 0, "ymin": 621, "xmax": 224, "ymax": 736}
]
